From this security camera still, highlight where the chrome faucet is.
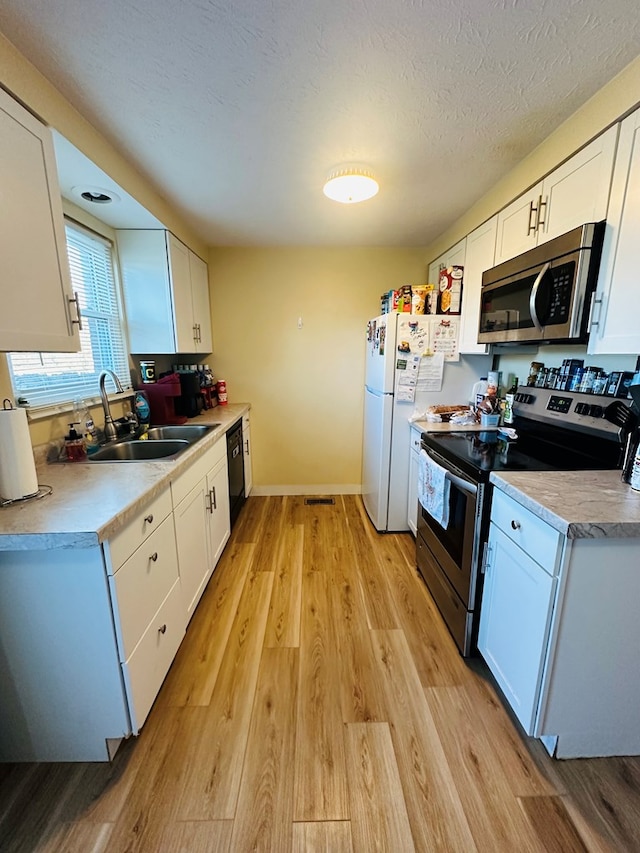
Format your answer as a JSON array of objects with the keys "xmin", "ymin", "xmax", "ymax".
[{"xmin": 99, "ymin": 370, "xmax": 124, "ymax": 442}]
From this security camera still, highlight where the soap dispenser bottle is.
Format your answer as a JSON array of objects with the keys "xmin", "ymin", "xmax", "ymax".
[{"xmin": 65, "ymin": 424, "xmax": 86, "ymax": 461}]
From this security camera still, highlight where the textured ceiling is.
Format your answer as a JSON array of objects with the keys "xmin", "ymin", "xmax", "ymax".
[{"xmin": 1, "ymin": 0, "xmax": 640, "ymax": 246}]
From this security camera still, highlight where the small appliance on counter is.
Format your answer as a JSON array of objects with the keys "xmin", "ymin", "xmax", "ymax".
[
  {"xmin": 142, "ymin": 373, "xmax": 187, "ymax": 425},
  {"xmin": 175, "ymin": 371, "xmax": 204, "ymax": 419}
]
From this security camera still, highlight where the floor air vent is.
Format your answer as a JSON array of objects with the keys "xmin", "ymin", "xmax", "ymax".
[{"xmin": 304, "ymin": 498, "xmax": 335, "ymax": 505}]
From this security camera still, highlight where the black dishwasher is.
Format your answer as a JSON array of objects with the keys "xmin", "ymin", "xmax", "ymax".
[{"xmin": 226, "ymin": 420, "xmax": 245, "ymax": 527}]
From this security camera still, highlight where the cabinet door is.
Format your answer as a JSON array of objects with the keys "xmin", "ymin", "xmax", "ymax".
[
  {"xmin": 478, "ymin": 523, "xmax": 556, "ymax": 734},
  {"xmin": 588, "ymin": 111, "xmax": 640, "ymax": 354},
  {"xmin": 168, "ymin": 233, "xmax": 196, "ymax": 352},
  {"xmin": 494, "ymin": 184, "xmax": 541, "ymax": 265},
  {"xmin": 118, "ymin": 230, "xmax": 176, "ymax": 353},
  {"xmin": 207, "ymin": 455, "xmax": 231, "ymax": 570},
  {"xmin": 540, "ymin": 126, "xmax": 617, "ymax": 245},
  {"xmin": 243, "ymin": 418, "xmax": 253, "ymax": 497},
  {"xmin": 0, "ymin": 89, "xmax": 79, "ymax": 352},
  {"xmin": 189, "ymin": 251, "xmax": 212, "ymax": 352},
  {"xmin": 174, "ymin": 476, "xmax": 210, "ymax": 618},
  {"xmin": 458, "ymin": 217, "xmax": 496, "ymax": 353}
]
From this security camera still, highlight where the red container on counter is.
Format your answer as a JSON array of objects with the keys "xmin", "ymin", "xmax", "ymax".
[{"xmin": 217, "ymin": 379, "xmax": 228, "ymax": 405}]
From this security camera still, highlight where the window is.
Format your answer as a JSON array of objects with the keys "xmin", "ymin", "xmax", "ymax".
[{"xmin": 9, "ymin": 221, "xmax": 131, "ymax": 410}]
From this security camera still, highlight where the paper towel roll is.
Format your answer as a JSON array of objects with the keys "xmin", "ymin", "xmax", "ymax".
[{"xmin": 0, "ymin": 404, "xmax": 38, "ymax": 500}]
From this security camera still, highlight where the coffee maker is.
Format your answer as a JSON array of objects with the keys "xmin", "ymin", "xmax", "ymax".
[
  {"xmin": 143, "ymin": 374, "xmax": 187, "ymax": 425},
  {"xmin": 175, "ymin": 371, "xmax": 204, "ymax": 419}
]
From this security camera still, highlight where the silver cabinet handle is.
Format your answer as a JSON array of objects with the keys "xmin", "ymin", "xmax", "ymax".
[
  {"xmin": 536, "ymin": 195, "xmax": 547, "ymax": 231},
  {"xmin": 211, "ymin": 486, "xmax": 217, "ymax": 510},
  {"xmin": 149, "ymin": 552, "xmax": 158, "ymax": 562},
  {"xmin": 193, "ymin": 323, "xmax": 198, "ymax": 342},
  {"xmin": 158, "ymin": 624, "xmax": 167, "ymax": 635},
  {"xmin": 527, "ymin": 199, "xmax": 538, "ymax": 235},
  {"xmin": 511, "ymin": 519, "xmax": 521, "ymax": 530},
  {"xmin": 68, "ymin": 291, "xmax": 83, "ymax": 330},
  {"xmin": 144, "ymin": 514, "xmax": 154, "ymax": 524},
  {"xmin": 205, "ymin": 490, "xmax": 213, "ymax": 513},
  {"xmin": 244, "ymin": 439, "xmax": 250, "ymax": 455}
]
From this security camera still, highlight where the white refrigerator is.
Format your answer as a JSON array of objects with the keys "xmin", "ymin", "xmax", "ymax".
[{"xmin": 362, "ymin": 313, "xmax": 489, "ymax": 532}]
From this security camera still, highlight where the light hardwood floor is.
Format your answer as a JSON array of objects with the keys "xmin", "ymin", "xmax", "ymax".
[{"xmin": 1, "ymin": 494, "xmax": 639, "ymax": 852}]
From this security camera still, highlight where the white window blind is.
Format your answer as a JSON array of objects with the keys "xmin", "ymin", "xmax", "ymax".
[{"xmin": 9, "ymin": 221, "xmax": 131, "ymax": 409}]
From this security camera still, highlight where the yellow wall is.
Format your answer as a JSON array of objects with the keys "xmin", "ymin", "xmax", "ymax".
[
  {"xmin": 208, "ymin": 247, "xmax": 426, "ymax": 492},
  {"xmin": 424, "ymin": 54, "xmax": 640, "ymax": 264}
]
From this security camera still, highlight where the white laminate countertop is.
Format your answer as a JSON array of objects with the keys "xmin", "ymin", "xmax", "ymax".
[
  {"xmin": 0, "ymin": 404, "xmax": 250, "ymax": 551},
  {"xmin": 490, "ymin": 470, "xmax": 640, "ymax": 540}
]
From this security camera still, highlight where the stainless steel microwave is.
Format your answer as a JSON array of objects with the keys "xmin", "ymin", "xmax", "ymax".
[{"xmin": 478, "ymin": 222, "xmax": 605, "ymax": 345}]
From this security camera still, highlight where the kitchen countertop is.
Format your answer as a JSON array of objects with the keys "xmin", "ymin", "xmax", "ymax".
[
  {"xmin": 0, "ymin": 404, "xmax": 249, "ymax": 551},
  {"xmin": 412, "ymin": 419, "xmax": 496, "ymax": 433},
  {"xmin": 490, "ymin": 469, "xmax": 640, "ymax": 539}
]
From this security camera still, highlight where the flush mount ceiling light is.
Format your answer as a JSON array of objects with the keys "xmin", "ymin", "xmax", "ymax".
[
  {"xmin": 322, "ymin": 167, "xmax": 379, "ymax": 204},
  {"xmin": 71, "ymin": 185, "xmax": 121, "ymax": 205}
]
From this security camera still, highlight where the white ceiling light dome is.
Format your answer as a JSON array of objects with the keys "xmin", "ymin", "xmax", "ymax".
[{"xmin": 323, "ymin": 167, "xmax": 379, "ymax": 204}]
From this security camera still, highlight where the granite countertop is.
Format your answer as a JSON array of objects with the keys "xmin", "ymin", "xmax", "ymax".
[
  {"xmin": 490, "ymin": 470, "xmax": 640, "ymax": 539},
  {"xmin": 0, "ymin": 404, "xmax": 249, "ymax": 551}
]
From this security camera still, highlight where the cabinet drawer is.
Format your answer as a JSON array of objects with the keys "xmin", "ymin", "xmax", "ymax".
[
  {"xmin": 111, "ymin": 515, "xmax": 179, "ymax": 659},
  {"xmin": 107, "ymin": 489, "xmax": 172, "ymax": 572},
  {"xmin": 242, "ymin": 412, "xmax": 250, "ymax": 431},
  {"xmin": 410, "ymin": 427, "xmax": 422, "ymax": 454},
  {"xmin": 491, "ymin": 488, "xmax": 561, "ymax": 573},
  {"xmin": 171, "ymin": 437, "xmax": 226, "ymax": 507},
  {"xmin": 123, "ymin": 579, "xmax": 186, "ymax": 731}
]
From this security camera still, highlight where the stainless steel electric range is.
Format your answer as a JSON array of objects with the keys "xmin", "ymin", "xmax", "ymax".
[{"xmin": 416, "ymin": 385, "xmax": 625, "ymax": 656}]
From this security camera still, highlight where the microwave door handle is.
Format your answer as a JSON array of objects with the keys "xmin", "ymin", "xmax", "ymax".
[
  {"xmin": 445, "ymin": 470, "xmax": 478, "ymax": 497},
  {"xmin": 529, "ymin": 261, "xmax": 551, "ymax": 331}
]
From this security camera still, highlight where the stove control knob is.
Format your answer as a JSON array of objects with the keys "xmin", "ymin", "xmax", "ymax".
[
  {"xmin": 589, "ymin": 404, "xmax": 604, "ymax": 418},
  {"xmin": 575, "ymin": 402, "xmax": 590, "ymax": 415}
]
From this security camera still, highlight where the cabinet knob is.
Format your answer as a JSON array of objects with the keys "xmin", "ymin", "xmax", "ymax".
[
  {"xmin": 158, "ymin": 624, "xmax": 167, "ymax": 634},
  {"xmin": 149, "ymin": 552, "xmax": 158, "ymax": 562},
  {"xmin": 144, "ymin": 514, "xmax": 154, "ymax": 524},
  {"xmin": 245, "ymin": 439, "xmax": 249, "ymax": 454},
  {"xmin": 511, "ymin": 519, "xmax": 521, "ymax": 530}
]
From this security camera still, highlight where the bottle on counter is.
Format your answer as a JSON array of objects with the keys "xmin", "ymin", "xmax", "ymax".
[
  {"xmin": 134, "ymin": 390, "xmax": 151, "ymax": 437},
  {"xmin": 503, "ymin": 376, "xmax": 518, "ymax": 424},
  {"xmin": 217, "ymin": 379, "xmax": 228, "ymax": 405},
  {"xmin": 471, "ymin": 377, "xmax": 488, "ymax": 411},
  {"xmin": 73, "ymin": 399, "xmax": 100, "ymax": 456},
  {"xmin": 64, "ymin": 423, "xmax": 86, "ymax": 461}
]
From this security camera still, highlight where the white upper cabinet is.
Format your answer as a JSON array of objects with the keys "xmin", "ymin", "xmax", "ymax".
[
  {"xmin": 0, "ymin": 88, "xmax": 80, "ymax": 352},
  {"xmin": 588, "ymin": 108, "xmax": 640, "ymax": 354},
  {"xmin": 458, "ymin": 217, "xmax": 497, "ymax": 354},
  {"xmin": 427, "ymin": 237, "xmax": 467, "ymax": 293},
  {"xmin": 118, "ymin": 229, "xmax": 212, "ymax": 354},
  {"xmin": 494, "ymin": 126, "xmax": 618, "ymax": 265}
]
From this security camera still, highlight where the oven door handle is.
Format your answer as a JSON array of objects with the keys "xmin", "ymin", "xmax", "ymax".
[
  {"xmin": 529, "ymin": 261, "xmax": 551, "ymax": 331},
  {"xmin": 445, "ymin": 470, "xmax": 477, "ymax": 497}
]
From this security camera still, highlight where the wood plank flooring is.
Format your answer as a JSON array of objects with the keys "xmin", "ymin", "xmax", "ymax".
[{"xmin": 1, "ymin": 494, "xmax": 640, "ymax": 852}]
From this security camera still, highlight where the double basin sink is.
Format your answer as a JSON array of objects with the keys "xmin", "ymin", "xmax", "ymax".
[{"xmin": 88, "ymin": 424, "xmax": 219, "ymax": 462}]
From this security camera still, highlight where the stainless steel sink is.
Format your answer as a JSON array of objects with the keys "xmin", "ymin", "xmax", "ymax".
[
  {"xmin": 146, "ymin": 424, "xmax": 218, "ymax": 443},
  {"xmin": 88, "ymin": 439, "xmax": 189, "ymax": 462}
]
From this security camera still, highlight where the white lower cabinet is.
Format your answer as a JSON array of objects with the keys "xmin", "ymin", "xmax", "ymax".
[
  {"xmin": 480, "ymin": 486, "xmax": 640, "ymax": 758},
  {"xmin": 478, "ymin": 523, "xmax": 557, "ymax": 733},
  {"xmin": 0, "ymin": 427, "xmax": 237, "ymax": 762},
  {"xmin": 407, "ymin": 426, "xmax": 421, "ymax": 535},
  {"xmin": 172, "ymin": 432, "xmax": 230, "ymax": 619},
  {"xmin": 207, "ymin": 454, "xmax": 231, "ymax": 568},
  {"xmin": 174, "ymin": 477, "xmax": 212, "ymax": 617}
]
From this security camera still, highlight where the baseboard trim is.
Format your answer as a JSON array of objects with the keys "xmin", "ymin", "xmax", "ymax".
[{"xmin": 251, "ymin": 484, "xmax": 362, "ymax": 497}]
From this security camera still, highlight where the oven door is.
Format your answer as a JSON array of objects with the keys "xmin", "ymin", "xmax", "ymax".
[{"xmin": 416, "ymin": 445, "xmax": 482, "ymax": 608}]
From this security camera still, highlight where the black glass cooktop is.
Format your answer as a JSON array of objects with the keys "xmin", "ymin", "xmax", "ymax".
[{"xmin": 422, "ymin": 427, "xmax": 621, "ymax": 481}]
